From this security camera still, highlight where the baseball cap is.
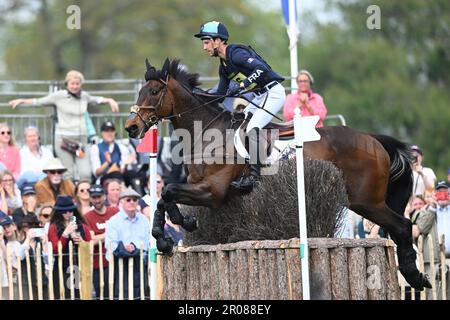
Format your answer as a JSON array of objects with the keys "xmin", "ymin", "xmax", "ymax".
[
  {"xmin": 410, "ymin": 145, "xmax": 423, "ymax": 155},
  {"xmin": 0, "ymin": 211, "xmax": 14, "ymax": 226},
  {"xmin": 436, "ymin": 181, "xmax": 450, "ymax": 190},
  {"xmin": 89, "ymin": 184, "xmax": 105, "ymax": 197},
  {"xmin": 101, "ymin": 121, "xmax": 116, "ymax": 131},
  {"xmin": 21, "ymin": 184, "xmax": 36, "ymax": 196}
]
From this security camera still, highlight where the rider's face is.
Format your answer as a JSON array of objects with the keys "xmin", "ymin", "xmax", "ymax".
[{"xmin": 201, "ymin": 39, "xmax": 219, "ymax": 57}]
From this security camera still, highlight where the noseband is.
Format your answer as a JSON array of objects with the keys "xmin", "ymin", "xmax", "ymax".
[{"xmin": 130, "ymin": 80, "xmax": 168, "ymax": 129}]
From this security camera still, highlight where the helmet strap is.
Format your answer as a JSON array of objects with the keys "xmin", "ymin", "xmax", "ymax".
[{"xmin": 212, "ymin": 47, "xmax": 219, "ymax": 57}]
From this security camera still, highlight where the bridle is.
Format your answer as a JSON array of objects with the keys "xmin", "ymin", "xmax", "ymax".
[
  {"xmin": 130, "ymin": 78, "xmax": 168, "ymax": 130},
  {"xmin": 130, "ymin": 77, "xmax": 229, "ymax": 130}
]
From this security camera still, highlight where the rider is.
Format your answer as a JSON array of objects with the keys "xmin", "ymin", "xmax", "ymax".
[{"xmin": 194, "ymin": 21, "xmax": 286, "ymax": 190}]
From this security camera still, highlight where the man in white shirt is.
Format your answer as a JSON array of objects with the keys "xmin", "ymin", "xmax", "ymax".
[
  {"xmin": 16, "ymin": 126, "xmax": 54, "ymax": 189},
  {"xmin": 410, "ymin": 145, "xmax": 436, "ymax": 197},
  {"xmin": 90, "ymin": 121, "xmax": 137, "ymax": 184}
]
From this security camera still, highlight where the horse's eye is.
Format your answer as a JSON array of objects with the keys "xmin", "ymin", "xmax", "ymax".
[{"xmin": 151, "ymin": 90, "xmax": 158, "ymax": 95}]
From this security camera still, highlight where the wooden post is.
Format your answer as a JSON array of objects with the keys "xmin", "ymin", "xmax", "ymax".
[
  {"xmin": 440, "ymin": 235, "xmax": 446, "ymax": 300},
  {"xmin": 128, "ymin": 257, "xmax": 134, "ymax": 300},
  {"xmin": 15, "ymin": 245, "xmax": 23, "ymax": 300},
  {"xmin": 58, "ymin": 241, "xmax": 65, "ymax": 300},
  {"xmin": 417, "ymin": 236, "xmax": 426, "ymax": 300},
  {"xmin": 347, "ymin": 247, "xmax": 367, "ymax": 300},
  {"xmin": 276, "ymin": 249, "xmax": 289, "ymax": 300},
  {"xmin": 47, "ymin": 242, "xmax": 54, "ymax": 300},
  {"xmin": 139, "ymin": 242, "xmax": 144, "ymax": 300},
  {"xmin": 79, "ymin": 242, "xmax": 93, "ymax": 300},
  {"xmin": 98, "ymin": 241, "xmax": 104, "ymax": 300},
  {"xmin": 6, "ymin": 245, "xmax": 14, "ymax": 300},
  {"xmin": 77, "ymin": 246, "xmax": 82, "ymax": 296},
  {"xmin": 69, "ymin": 241, "xmax": 74, "ymax": 300},
  {"xmin": 156, "ymin": 254, "xmax": 164, "ymax": 300},
  {"xmin": 285, "ymin": 248, "xmax": 302, "ymax": 300},
  {"xmin": 428, "ymin": 236, "xmax": 436, "ymax": 300},
  {"xmin": 0, "ymin": 250, "xmax": 3, "ymax": 300},
  {"xmin": 329, "ymin": 247, "xmax": 349, "ymax": 300},
  {"xmin": 108, "ymin": 242, "xmax": 114, "ymax": 300},
  {"xmin": 36, "ymin": 243, "xmax": 43, "ymax": 300},
  {"xmin": 118, "ymin": 258, "xmax": 124, "ymax": 300},
  {"xmin": 385, "ymin": 240, "xmax": 400, "ymax": 300}
]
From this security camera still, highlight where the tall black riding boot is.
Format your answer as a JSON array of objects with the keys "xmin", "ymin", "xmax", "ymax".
[{"xmin": 231, "ymin": 128, "xmax": 262, "ymax": 191}]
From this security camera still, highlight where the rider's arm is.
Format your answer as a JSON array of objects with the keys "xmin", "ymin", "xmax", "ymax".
[
  {"xmin": 216, "ymin": 65, "xmax": 230, "ymax": 95},
  {"xmin": 231, "ymin": 48, "xmax": 271, "ymax": 88}
]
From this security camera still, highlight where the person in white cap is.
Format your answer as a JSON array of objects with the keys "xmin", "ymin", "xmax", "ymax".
[{"xmin": 35, "ymin": 158, "xmax": 75, "ymax": 205}]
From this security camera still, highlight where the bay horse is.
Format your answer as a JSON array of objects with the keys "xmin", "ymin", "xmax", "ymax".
[{"xmin": 125, "ymin": 58, "xmax": 431, "ymax": 291}]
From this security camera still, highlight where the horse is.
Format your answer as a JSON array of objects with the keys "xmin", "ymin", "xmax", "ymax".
[{"xmin": 124, "ymin": 58, "xmax": 431, "ymax": 291}]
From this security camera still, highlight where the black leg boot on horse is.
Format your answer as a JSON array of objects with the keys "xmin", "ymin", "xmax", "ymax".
[
  {"xmin": 151, "ymin": 199, "xmax": 174, "ymax": 255},
  {"xmin": 231, "ymin": 127, "xmax": 263, "ymax": 191}
]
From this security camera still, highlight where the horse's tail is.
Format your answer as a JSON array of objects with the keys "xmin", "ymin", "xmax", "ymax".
[{"xmin": 372, "ymin": 134, "xmax": 413, "ymax": 215}]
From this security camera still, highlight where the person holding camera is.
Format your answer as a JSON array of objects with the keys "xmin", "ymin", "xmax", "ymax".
[
  {"xmin": 414, "ymin": 181, "xmax": 450, "ymax": 299},
  {"xmin": 9, "ymin": 70, "xmax": 119, "ymax": 181},
  {"xmin": 47, "ymin": 195, "xmax": 91, "ymax": 299},
  {"xmin": 410, "ymin": 145, "xmax": 437, "ymax": 198}
]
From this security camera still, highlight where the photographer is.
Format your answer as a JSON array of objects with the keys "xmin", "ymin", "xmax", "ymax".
[
  {"xmin": 0, "ymin": 211, "xmax": 27, "ymax": 299},
  {"xmin": 410, "ymin": 145, "xmax": 436, "ymax": 197},
  {"xmin": 19, "ymin": 214, "xmax": 49, "ymax": 299},
  {"xmin": 415, "ymin": 181, "xmax": 450, "ymax": 299},
  {"xmin": 47, "ymin": 195, "xmax": 91, "ymax": 299}
]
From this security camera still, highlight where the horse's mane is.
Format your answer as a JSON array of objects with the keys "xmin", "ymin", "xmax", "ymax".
[
  {"xmin": 145, "ymin": 59, "xmax": 201, "ymax": 89},
  {"xmin": 144, "ymin": 58, "xmax": 229, "ymax": 116}
]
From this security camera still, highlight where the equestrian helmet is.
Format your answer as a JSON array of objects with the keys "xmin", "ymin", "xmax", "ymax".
[{"xmin": 194, "ymin": 21, "xmax": 229, "ymax": 41}]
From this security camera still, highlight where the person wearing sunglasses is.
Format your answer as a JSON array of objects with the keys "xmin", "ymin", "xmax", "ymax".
[
  {"xmin": 0, "ymin": 122, "xmax": 21, "ymax": 179},
  {"xmin": 282, "ymin": 70, "xmax": 328, "ymax": 127},
  {"xmin": 35, "ymin": 158, "xmax": 75, "ymax": 206},
  {"xmin": 105, "ymin": 187, "xmax": 149, "ymax": 299},
  {"xmin": 12, "ymin": 184, "xmax": 38, "ymax": 232},
  {"xmin": 74, "ymin": 180, "xmax": 91, "ymax": 215},
  {"xmin": 47, "ymin": 195, "xmax": 91, "ymax": 299},
  {"xmin": 84, "ymin": 184, "xmax": 119, "ymax": 299},
  {"xmin": 36, "ymin": 204, "xmax": 53, "ymax": 230},
  {"xmin": 0, "ymin": 170, "xmax": 22, "ymax": 215}
]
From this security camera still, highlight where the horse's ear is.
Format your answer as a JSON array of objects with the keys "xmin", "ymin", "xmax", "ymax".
[
  {"xmin": 145, "ymin": 58, "xmax": 155, "ymax": 71},
  {"xmin": 162, "ymin": 58, "xmax": 170, "ymax": 79}
]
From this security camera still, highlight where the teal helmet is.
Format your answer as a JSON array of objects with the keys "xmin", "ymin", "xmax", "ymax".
[{"xmin": 194, "ymin": 21, "xmax": 229, "ymax": 41}]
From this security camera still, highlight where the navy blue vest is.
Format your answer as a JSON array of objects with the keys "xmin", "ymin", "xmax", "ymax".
[{"xmin": 98, "ymin": 141, "xmax": 121, "ymax": 166}]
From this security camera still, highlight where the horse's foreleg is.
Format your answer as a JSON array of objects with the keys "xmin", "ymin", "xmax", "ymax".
[
  {"xmin": 162, "ymin": 183, "xmax": 217, "ymax": 207},
  {"xmin": 151, "ymin": 199, "xmax": 174, "ymax": 255},
  {"xmin": 164, "ymin": 201, "xmax": 198, "ymax": 232},
  {"xmin": 351, "ymin": 203, "xmax": 432, "ymax": 291}
]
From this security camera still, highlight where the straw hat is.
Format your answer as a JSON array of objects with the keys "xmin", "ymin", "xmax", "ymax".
[{"xmin": 42, "ymin": 158, "xmax": 67, "ymax": 173}]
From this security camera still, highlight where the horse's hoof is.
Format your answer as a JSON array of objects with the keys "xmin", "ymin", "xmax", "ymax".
[
  {"xmin": 183, "ymin": 215, "xmax": 198, "ymax": 232},
  {"xmin": 162, "ymin": 189, "xmax": 174, "ymax": 202},
  {"xmin": 152, "ymin": 226, "xmax": 164, "ymax": 239},
  {"xmin": 157, "ymin": 198, "xmax": 166, "ymax": 211},
  {"xmin": 156, "ymin": 237, "xmax": 174, "ymax": 256},
  {"xmin": 422, "ymin": 273, "xmax": 432, "ymax": 289},
  {"xmin": 405, "ymin": 272, "xmax": 431, "ymax": 291}
]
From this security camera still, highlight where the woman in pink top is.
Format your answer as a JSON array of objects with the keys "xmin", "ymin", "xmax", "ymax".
[
  {"xmin": 282, "ymin": 70, "xmax": 327, "ymax": 127},
  {"xmin": 0, "ymin": 122, "xmax": 21, "ymax": 178}
]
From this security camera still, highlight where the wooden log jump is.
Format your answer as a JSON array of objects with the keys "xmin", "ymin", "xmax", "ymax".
[{"xmin": 159, "ymin": 238, "xmax": 401, "ymax": 300}]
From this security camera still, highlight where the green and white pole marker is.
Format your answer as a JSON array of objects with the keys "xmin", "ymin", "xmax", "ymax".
[
  {"xmin": 293, "ymin": 108, "xmax": 320, "ymax": 300},
  {"xmin": 136, "ymin": 125, "xmax": 158, "ymax": 300}
]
